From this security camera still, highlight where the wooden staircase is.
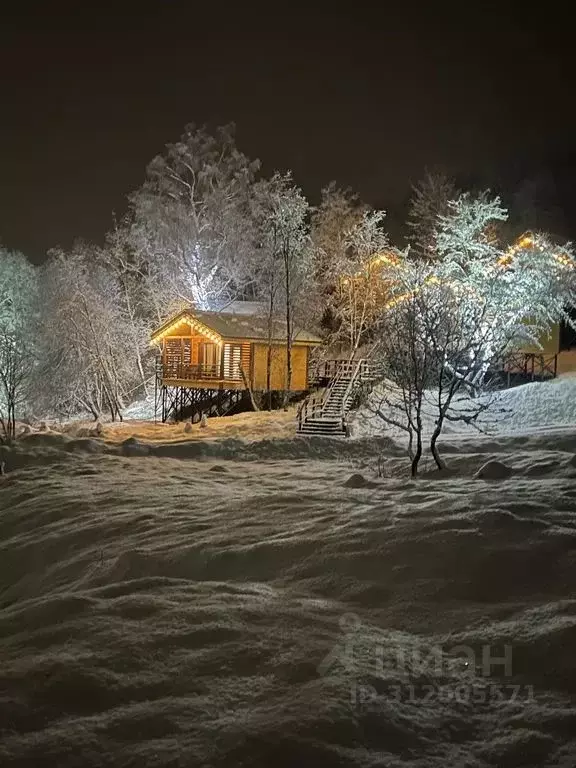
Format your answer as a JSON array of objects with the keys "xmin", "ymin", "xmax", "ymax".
[{"xmin": 297, "ymin": 359, "xmax": 381, "ymax": 436}]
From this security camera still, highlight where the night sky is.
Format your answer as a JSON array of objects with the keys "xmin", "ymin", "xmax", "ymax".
[{"xmin": 2, "ymin": 4, "xmax": 575, "ymax": 262}]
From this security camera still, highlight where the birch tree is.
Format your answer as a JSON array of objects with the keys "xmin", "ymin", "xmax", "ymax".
[
  {"xmin": 250, "ymin": 179, "xmax": 284, "ymax": 407},
  {"xmin": 130, "ymin": 123, "xmax": 259, "ymax": 312},
  {"xmin": 102, "ymin": 223, "xmax": 155, "ymax": 395},
  {"xmin": 37, "ymin": 245, "xmax": 140, "ymax": 420},
  {"xmin": 251, "ymin": 173, "xmax": 313, "ymax": 406}
]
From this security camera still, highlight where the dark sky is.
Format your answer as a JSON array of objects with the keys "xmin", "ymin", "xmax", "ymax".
[{"xmin": 2, "ymin": 4, "xmax": 575, "ymax": 261}]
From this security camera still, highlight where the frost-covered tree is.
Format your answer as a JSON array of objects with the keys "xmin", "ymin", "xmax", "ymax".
[
  {"xmin": 434, "ymin": 194, "xmax": 576, "ymax": 392},
  {"xmin": 0, "ymin": 247, "xmax": 38, "ymax": 440},
  {"xmin": 328, "ymin": 209, "xmax": 393, "ymax": 356},
  {"xmin": 36, "ymin": 245, "xmax": 142, "ymax": 420},
  {"xmin": 130, "ymin": 124, "xmax": 259, "ymax": 312},
  {"xmin": 101, "ymin": 223, "xmax": 156, "ymax": 395},
  {"xmin": 407, "ymin": 171, "xmax": 458, "ymax": 260},
  {"xmin": 251, "ymin": 173, "xmax": 315, "ymax": 405},
  {"xmin": 376, "ymin": 192, "xmax": 576, "ymax": 472},
  {"xmin": 311, "ymin": 184, "xmax": 366, "ymax": 282},
  {"xmin": 311, "ymin": 183, "xmax": 367, "ymax": 338}
]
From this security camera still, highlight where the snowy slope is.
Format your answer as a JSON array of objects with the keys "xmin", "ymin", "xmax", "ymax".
[
  {"xmin": 351, "ymin": 375, "xmax": 576, "ymax": 441},
  {"xmin": 1, "ymin": 427, "xmax": 576, "ymax": 766}
]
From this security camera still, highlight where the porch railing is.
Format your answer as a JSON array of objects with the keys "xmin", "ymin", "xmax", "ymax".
[
  {"xmin": 161, "ymin": 362, "xmax": 242, "ymax": 382},
  {"xmin": 310, "ymin": 358, "xmax": 374, "ymax": 385},
  {"xmin": 491, "ymin": 352, "xmax": 558, "ymax": 385}
]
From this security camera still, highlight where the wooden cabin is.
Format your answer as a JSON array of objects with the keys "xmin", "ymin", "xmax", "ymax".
[
  {"xmin": 511, "ymin": 318, "xmax": 576, "ymax": 378},
  {"xmin": 151, "ymin": 308, "xmax": 322, "ymax": 418}
]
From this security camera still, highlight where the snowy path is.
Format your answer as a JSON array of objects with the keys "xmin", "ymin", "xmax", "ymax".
[{"xmin": 1, "ymin": 430, "xmax": 576, "ymax": 766}]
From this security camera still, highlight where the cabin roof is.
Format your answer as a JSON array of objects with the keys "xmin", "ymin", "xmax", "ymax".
[{"xmin": 151, "ymin": 308, "xmax": 323, "ymax": 345}]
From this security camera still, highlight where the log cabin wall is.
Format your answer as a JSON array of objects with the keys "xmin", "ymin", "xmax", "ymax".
[
  {"xmin": 158, "ymin": 317, "xmax": 313, "ymax": 390},
  {"xmin": 251, "ymin": 344, "xmax": 308, "ymax": 391}
]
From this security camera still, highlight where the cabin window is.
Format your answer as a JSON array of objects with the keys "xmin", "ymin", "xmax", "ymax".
[
  {"xmin": 164, "ymin": 338, "xmax": 191, "ymax": 376},
  {"xmin": 223, "ymin": 344, "xmax": 242, "ymax": 379}
]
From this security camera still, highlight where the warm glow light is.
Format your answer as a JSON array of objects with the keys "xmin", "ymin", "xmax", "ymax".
[
  {"xmin": 498, "ymin": 232, "xmax": 575, "ymax": 271},
  {"xmin": 368, "ymin": 251, "xmax": 401, "ymax": 269},
  {"xmin": 151, "ymin": 312, "xmax": 223, "ymax": 345}
]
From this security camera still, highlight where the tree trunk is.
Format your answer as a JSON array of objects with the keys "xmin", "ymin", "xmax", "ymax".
[
  {"xmin": 266, "ymin": 285, "xmax": 275, "ymax": 411},
  {"xmin": 283, "ymin": 252, "xmax": 292, "ymax": 410},
  {"xmin": 136, "ymin": 347, "xmax": 149, "ymax": 396},
  {"xmin": 266, "ymin": 346, "xmax": 273, "ymax": 410},
  {"xmin": 430, "ymin": 422, "xmax": 446, "ymax": 470},
  {"xmin": 284, "ymin": 320, "xmax": 292, "ymax": 410},
  {"xmin": 411, "ymin": 407, "xmax": 423, "ymax": 477},
  {"xmin": 239, "ymin": 364, "xmax": 259, "ymax": 412},
  {"xmin": 411, "ymin": 436, "xmax": 422, "ymax": 477}
]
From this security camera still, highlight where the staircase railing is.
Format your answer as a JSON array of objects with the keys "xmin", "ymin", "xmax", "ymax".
[
  {"xmin": 297, "ymin": 394, "xmax": 323, "ymax": 431},
  {"xmin": 298, "ymin": 357, "xmax": 385, "ymax": 433},
  {"xmin": 297, "ymin": 365, "xmax": 348, "ymax": 430},
  {"xmin": 340, "ymin": 359, "xmax": 365, "ymax": 419}
]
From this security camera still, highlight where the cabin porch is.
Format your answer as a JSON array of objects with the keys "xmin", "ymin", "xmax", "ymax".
[{"xmin": 160, "ymin": 336, "xmax": 251, "ymax": 390}]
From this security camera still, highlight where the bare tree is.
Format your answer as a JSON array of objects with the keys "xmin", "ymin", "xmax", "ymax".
[
  {"xmin": 251, "ymin": 173, "xmax": 314, "ymax": 407},
  {"xmin": 0, "ymin": 248, "xmax": 37, "ymax": 441},
  {"xmin": 328, "ymin": 210, "xmax": 392, "ymax": 357},
  {"xmin": 36, "ymin": 245, "xmax": 141, "ymax": 421},
  {"xmin": 372, "ymin": 265, "xmax": 433, "ymax": 475},
  {"xmin": 0, "ymin": 331, "xmax": 35, "ymax": 441},
  {"xmin": 373, "ymin": 268, "xmax": 499, "ymax": 473},
  {"xmin": 130, "ymin": 123, "xmax": 259, "ymax": 312},
  {"xmin": 416, "ymin": 280, "xmax": 501, "ymax": 470},
  {"xmin": 407, "ymin": 170, "xmax": 458, "ymax": 260}
]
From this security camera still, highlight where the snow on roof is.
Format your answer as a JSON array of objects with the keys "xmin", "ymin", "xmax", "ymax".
[
  {"xmin": 151, "ymin": 307, "xmax": 322, "ymax": 344},
  {"xmin": 216, "ymin": 300, "xmax": 267, "ymax": 315}
]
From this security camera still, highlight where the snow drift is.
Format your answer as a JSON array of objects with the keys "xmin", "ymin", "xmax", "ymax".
[
  {"xmin": 1, "ymin": 422, "xmax": 576, "ymax": 766},
  {"xmin": 351, "ymin": 374, "xmax": 576, "ymax": 442}
]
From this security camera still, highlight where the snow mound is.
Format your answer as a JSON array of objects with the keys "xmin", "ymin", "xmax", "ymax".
[
  {"xmin": 342, "ymin": 472, "xmax": 379, "ymax": 488},
  {"xmin": 0, "ymin": 432, "xmax": 407, "ymax": 475},
  {"xmin": 474, "ymin": 459, "xmax": 514, "ymax": 481},
  {"xmin": 492, "ymin": 375, "xmax": 576, "ymax": 433}
]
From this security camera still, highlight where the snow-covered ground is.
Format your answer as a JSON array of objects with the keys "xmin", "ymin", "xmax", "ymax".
[
  {"xmin": 67, "ymin": 406, "xmax": 298, "ymax": 445},
  {"xmin": 351, "ymin": 374, "xmax": 576, "ymax": 442},
  {"xmin": 1, "ymin": 395, "xmax": 576, "ymax": 765}
]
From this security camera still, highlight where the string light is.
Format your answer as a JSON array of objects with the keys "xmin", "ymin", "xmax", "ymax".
[
  {"xmin": 151, "ymin": 311, "xmax": 223, "ymax": 345},
  {"xmin": 497, "ymin": 232, "xmax": 574, "ymax": 271}
]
